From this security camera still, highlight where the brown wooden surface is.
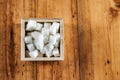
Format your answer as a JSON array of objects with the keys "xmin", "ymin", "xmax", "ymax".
[{"xmin": 0, "ymin": 0, "xmax": 120, "ymax": 80}]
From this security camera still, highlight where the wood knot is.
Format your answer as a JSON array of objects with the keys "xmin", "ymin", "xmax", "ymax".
[
  {"xmin": 106, "ymin": 7, "xmax": 118, "ymax": 22},
  {"xmin": 89, "ymin": 73, "xmax": 91, "ymax": 76},
  {"xmin": 107, "ymin": 60, "xmax": 111, "ymax": 64},
  {"xmin": 109, "ymin": 7, "xmax": 118, "ymax": 17},
  {"xmin": 72, "ymin": 15, "xmax": 75, "ymax": 18},
  {"xmin": 117, "ymin": 72, "xmax": 119, "ymax": 75},
  {"xmin": 105, "ymin": 7, "xmax": 118, "ymax": 22},
  {"xmin": 110, "ymin": 0, "xmax": 120, "ymax": 11},
  {"xmin": 105, "ymin": 72, "xmax": 107, "ymax": 75}
]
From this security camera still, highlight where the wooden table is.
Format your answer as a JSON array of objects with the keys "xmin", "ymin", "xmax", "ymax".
[{"xmin": 0, "ymin": 0, "xmax": 120, "ymax": 80}]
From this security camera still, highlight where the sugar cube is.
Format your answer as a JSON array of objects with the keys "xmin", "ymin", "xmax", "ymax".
[
  {"xmin": 27, "ymin": 44, "xmax": 35, "ymax": 52},
  {"xmin": 24, "ymin": 36, "xmax": 32, "ymax": 44},
  {"xmin": 44, "ymin": 23, "xmax": 51, "ymax": 28},
  {"xmin": 52, "ymin": 48, "xmax": 60, "ymax": 57},
  {"xmin": 29, "ymin": 50, "xmax": 39, "ymax": 58},
  {"xmin": 36, "ymin": 23, "xmax": 43, "ymax": 31},
  {"xmin": 49, "ymin": 22, "xmax": 60, "ymax": 35},
  {"xmin": 26, "ymin": 20, "xmax": 37, "ymax": 31}
]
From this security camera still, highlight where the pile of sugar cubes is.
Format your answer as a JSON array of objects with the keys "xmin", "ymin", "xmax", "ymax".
[{"xmin": 24, "ymin": 20, "xmax": 60, "ymax": 58}]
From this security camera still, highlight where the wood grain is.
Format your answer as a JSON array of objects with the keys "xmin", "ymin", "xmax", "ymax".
[
  {"xmin": 0, "ymin": 0, "xmax": 7, "ymax": 80},
  {"xmin": 36, "ymin": 0, "xmax": 79, "ymax": 80},
  {"xmin": 77, "ymin": 0, "xmax": 120, "ymax": 80},
  {"xmin": 14, "ymin": 0, "xmax": 37, "ymax": 80},
  {"xmin": 1, "ymin": 0, "xmax": 120, "ymax": 80},
  {"xmin": 0, "ymin": 0, "xmax": 37, "ymax": 80}
]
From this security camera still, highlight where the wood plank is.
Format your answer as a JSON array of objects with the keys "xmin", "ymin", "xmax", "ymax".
[
  {"xmin": 36, "ymin": 0, "xmax": 54, "ymax": 80},
  {"xmin": 14, "ymin": 0, "xmax": 37, "ymax": 79},
  {"xmin": 77, "ymin": 0, "xmax": 120, "ymax": 80},
  {"xmin": 36, "ymin": 0, "xmax": 79, "ymax": 80},
  {"xmin": 107, "ymin": 9, "xmax": 120, "ymax": 80},
  {"xmin": 0, "ymin": 0, "xmax": 7, "ymax": 80},
  {"xmin": 35, "ymin": 0, "xmax": 46, "ymax": 80},
  {"xmin": 77, "ymin": 0, "xmax": 94, "ymax": 80},
  {"xmin": 3, "ymin": 0, "xmax": 37, "ymax": 80}
]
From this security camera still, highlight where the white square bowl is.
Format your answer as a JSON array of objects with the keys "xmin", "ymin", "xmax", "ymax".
[{"xmin": 21, "ymin": 18, "xmax": 64, "ymax": 61}]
